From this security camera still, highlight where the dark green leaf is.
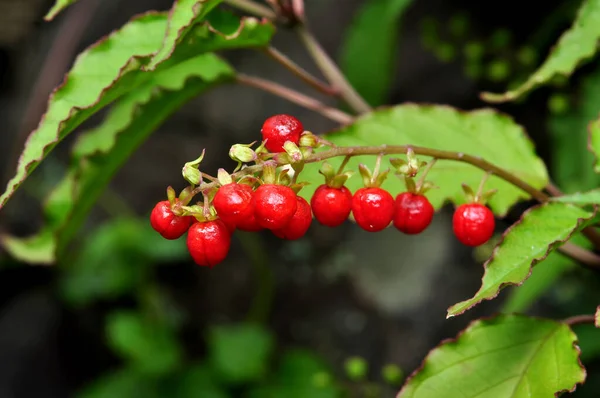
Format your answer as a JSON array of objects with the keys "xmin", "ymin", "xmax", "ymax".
[
  {"xmin": 208, "ymin": 323, "xmax": 274, "ymax": 384},
  {"xmin": 2, "ymin": 53, "xmax": 233, "ymax": 264},
  {"xmin": 448, "ymin": 203, "xmax": 594, "ymax": 317},
  {"xmin": 77, "ymin": 369, "xmax": 159, "ymax": 398},
  {"xmin": 60, "ymin": 218, "xmax": 188, "ymax": 306},
  {"xmin": 146, "ymin": 0, "xmax": 223, "ymax": 69},
  {"xmin": 482, "ymin": 0, "xmax": 600, "ymax": 102},
  {"xmin": 161, "ymin": 364, "xmax": 230, "ymax": 398},
  {"xmin": 298, "ymin": 105, "xmax": 548, "ymax": 216},
  {"xmin": 0, "ymin": 9, "xmax": 274, "ymax": 211},
  {"xmin": 588, "ymin": 114, "xmax": 600, "ymax": 172},
  {"xmin": 548, "ymin": 66, "xmax": 600, "ymax": 192},
  {"xmin": 551, "ymin": 189, "xmax": 600, "ymax": 205},
  {"xmin": 340, "ymin": 0, "xmax": 414, "ymax": 106},
  {"xmin": 106, "ymin": 311, "xmax": 183, "ymax": 376},
  {"xmin": 398, "ymin": 315, "xmax": 586, "ymax": 397}
]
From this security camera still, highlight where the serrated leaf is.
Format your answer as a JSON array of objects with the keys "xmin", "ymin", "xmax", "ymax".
[
  {"xmin": 448, "ymin": 203, "xmax": 594, "ymax": 318},
  {"xmin": 340, "ymin": 0, "xmax": 413, "ymax": 106},
  {"xmin": 501, "ymin": 232, "xmax": 589, "ymax": 313},
  {"xmin": 549, "ymin": 66, "xmax": 600, "ymax": 192},
  {"xmin": 106, "ymin": 311, "xmax": 182, "ymax": 376},
  {"xmin": 297, "ymin": 105, "xmax": 548, "ymax": 216},
  {"xmin": 208, "ymin": 323, "xmax": 274, "ymax": 384},
  {"xmin": 482, "ymin": 0, "xmax": 600, "ymax": 102},
  {"xmin": 146, "ymin": 0, "xmax": 223, "ymax": 70},
  {"xmin": 45, "ymin": 0, "xmax": 79, "ymax": 21},
  {"xmin": 588, "ymin": 114, "xmax": 600, "ymax": 172},
  {"xmin": 2, "ymin": 53, "xmax": 233, "ymax": 264},
  {"xmin": 147, "ymin": 4, "xmax": 275, "ymax": 71},
  {"xmin": 0, "ymin": 10, "xmax": 274, "ymax": 211},
  {"xmin": 551, "ymin": 188, "xmax": 600, "ymax": 205},
  {"xmin": 397, "ymin": 315, "xmax": 586, "ymax": 398}
]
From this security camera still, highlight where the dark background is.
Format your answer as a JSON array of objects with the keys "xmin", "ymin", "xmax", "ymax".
[{"xmin": 0, "ymin": 0, "xmax": 599, "ymax": 397}]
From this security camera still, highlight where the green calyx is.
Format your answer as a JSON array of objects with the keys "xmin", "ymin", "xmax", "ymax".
[
  {"xmin": 358, "ymin": 163, "xmax": 389, "ymax": 188},
  {"xmin": 318, "ymin": 161, "xmax": 353, "ymax": 189},
  {"xmin": 182, "ymin": 150, "xmax": 205, "ymax": 185}
]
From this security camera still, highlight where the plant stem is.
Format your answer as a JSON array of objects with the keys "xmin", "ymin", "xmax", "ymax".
[
  {"xmin": 559, "ymin": 242, "xmax": 600, "ymax": 269},
  {"xmin": 416, "ymin": 159, "xmax": 437, "ymax": 192},
  {"xmin": 223, "ymin": 0, "xmax": 277, "ymax": 19},
  {"xmin": 236, "ymin": 74, "xmax": 354, "ymax": 124},
  {"xmin": 563, "ymin": 314, "xmax": 595, "ymax": 326},
  {"xmin": 295, "ymin": 25, "xmax": 372, "ymax": 114},
  {"xmin": 337, "ymin": 155, "xmax": 352, "ymax": 174},
  {"xmin": 264, "ymin": 47, "xmax": 337, "ymax": 96}
]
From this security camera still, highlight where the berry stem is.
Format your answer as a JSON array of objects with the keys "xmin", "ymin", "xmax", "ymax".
[
  {"xmin": 372, "ymin": 153, "xmax": 383, "ymax": 181},
  {"xmin": 337, "ymin": 155, "xmax": 352, "ymax": 175},
  {"xmin": 294, "ymin": 25, "xmax": 372, "ymax": 114},
  {"xmin": 474, "ymin": 171, "xmax": 492, "ymax": 203},
  {"xmin": 263, "ymin": 47, "xmax": 337, "ymax": 96},
  {"xmin": 415, "ymin": 158, "xmax": 437, "ymax": 192},
  {"xmin": 236, "ymin": 74, "xmax": 354, "ymax": 124},
  {"xmin": 223, "ymin": 0, "xmax": 277, "ymax": 19}
]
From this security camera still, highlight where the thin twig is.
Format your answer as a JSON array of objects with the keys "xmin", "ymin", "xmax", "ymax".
[
  {"xmin": 236, "ymin": 74, "xmax": 354, "ymax": 125},
  {"xmin": 263, "ymin": 47, "xmax": 337, "ymax": 96},
  {"xmin": 563, "ymin": 314, "xmax": 595, "ymax": 326},
  {"xmin": 559, "ymin": 242, "xmax": 600, "ymax": 269},
  {"xmin": 295, "ymin": 25, "xmax": 372, "ymax": 114},
  {"xmin": 223, "ymin": 0, "xmax": 277, "ymax": 19}
]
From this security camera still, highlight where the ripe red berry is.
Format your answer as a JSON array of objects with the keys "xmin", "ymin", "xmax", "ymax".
[
  {"xmin": 253, "ymin": 184, "xmax": 298, "ymax": 229},
  {"xmin": 393, "ymin": 192, "xmax": 435, "ymax": 235},
  {"xmin": 213, "ymin": 183, "xmax": 263, "ymax": 232},
  {"xmin": 273, "ymin": 196, "xmax": 312, "ymax": 240},
  {"xmin": 452, "ymin": 203, "xmax": 495, "ymax": 247},
  {"xmin": 351, "ymin": 187, "xmax": 394, "ymax": 232},
  {"xmin": 261, "ymin": 114, "xmax": 304, "ymax": 153},
  {"xmin": 150, "ymin": 200, "xmax": 193, "ymax": 240},
  {"xmin": 187, "ymin": 220, "xmax": 231, "ymax": 267},
  {"xmin": 311, "ymin": 185, "xmax": 353, "ymax": 227}
]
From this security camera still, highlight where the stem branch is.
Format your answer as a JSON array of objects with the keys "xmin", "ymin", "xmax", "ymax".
[
  {"xmin": 223, "ymin": 0, "xmax": 276, "ymax": 19},
  {"xmin": 295, "ymin": 25, "xmax": 372, "ymax": 114},
  {"xmin": 264, "ymin": 47, "xmax": 337, "ymax": 96},
  {"xmin": 563, "ymin": 314, "xmax": 595, "ymax": 326},
  {"xmin": 236, "ymin": 74, "xmax": 354, "ymax": 125}
]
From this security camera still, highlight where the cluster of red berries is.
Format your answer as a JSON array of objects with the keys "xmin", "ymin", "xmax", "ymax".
[{"xmin": 150, "ymin": 114, "xmax": 496, "ymax": 268}]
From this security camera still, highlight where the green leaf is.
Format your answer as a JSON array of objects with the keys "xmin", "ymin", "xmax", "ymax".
[
  {"xmin": 448, "ymin": 203, "xmax": 594, "ymax": 317},
  {"xmin": 146, "ymin": 0, "xmax": 223, "ymax": 70},
  {"xmin": 298, "ymin": 105, "xmax": 548, "ymax": 216},
  {"xmin": 482, "ymin": 0, "xmax": 600, "ymax": 103},
  {"xmin": 106, "ymin": 311, "xmax": 183, "ymax": 376},
  {"xmin": 501, "ymin": 233, "xmax": 590, "ymax": 313},
  {"xmin": 548, "ymin": 66, "xmax": 600, "ymax": 192},
  {"xmin": 551, "ymin": 188, "xmax": 600, "ymax": 204},
  {"xmin": 45, "ymin": 0, "xmax": 79, "ymax": 21},
  {"xmin": 2, "ymin": 53, "xmax": 233, "ymax": 264},
  {"xmin": 0, "ymin": 10, "xmax": 274, "ymax": 211},
  {"xmin": 208, "ymin": 323, "xmax": 274, "ymax": 384},
  {"xmin": 340, "ymin": 0, "xmax": 414, "ymax": 106},
  {"xmin": 60, "ymin": 218, "xmax": 188, "ymax": 306},
  {"xmin": 163, "ymin": 364, "xmax": 230, "ymax": 398},
  {"xmin": 397, "ymin": 315, "xmax": 586, "ymax": 397},
  {"xmin": 77, "ymin": 369, "xmax": 159, "ymax": 398},
  {"xmin": 596, "ymin": 307, "xmax": 600, "ymax": 327},
  {"xmin": 588, "ymin": 114, "xmax": 600, "ymax": 172}
]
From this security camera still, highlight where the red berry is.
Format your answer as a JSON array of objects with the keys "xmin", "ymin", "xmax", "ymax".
[
  {"xmin": 393, "ymin": 192, "xmax": 435, "ymax": 235},
  {"xmin": 351, "ymin": 187, "xmax": 394, "ymax": 232},
  {"xmin": 253, "ymin": 184, "xmax": 298, "ymax": 229},
  {"xmin": 213, "ymin": 183, "xmax": 262, "ymax": 232},
  {"xmin": 261, "ymin": 114, "xmax": 304, "ymax": 153},
  {"xmin": 273, "ymin": 196, "xmax": 312, "ymax": 240},
  {"xmin": 150, "ymin": 200, "xmax": 193, "ymax": 240},
  {"xmin": 311, "ymin": 185, "xmax": 352, "ymax": 227},
  {"xmin": 187, "ymin": 220, "xmax": 231, "ymax": 267},
  {"xmin": 452, "ymin": 203, "xmax": 495, "ymax": 247}
]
